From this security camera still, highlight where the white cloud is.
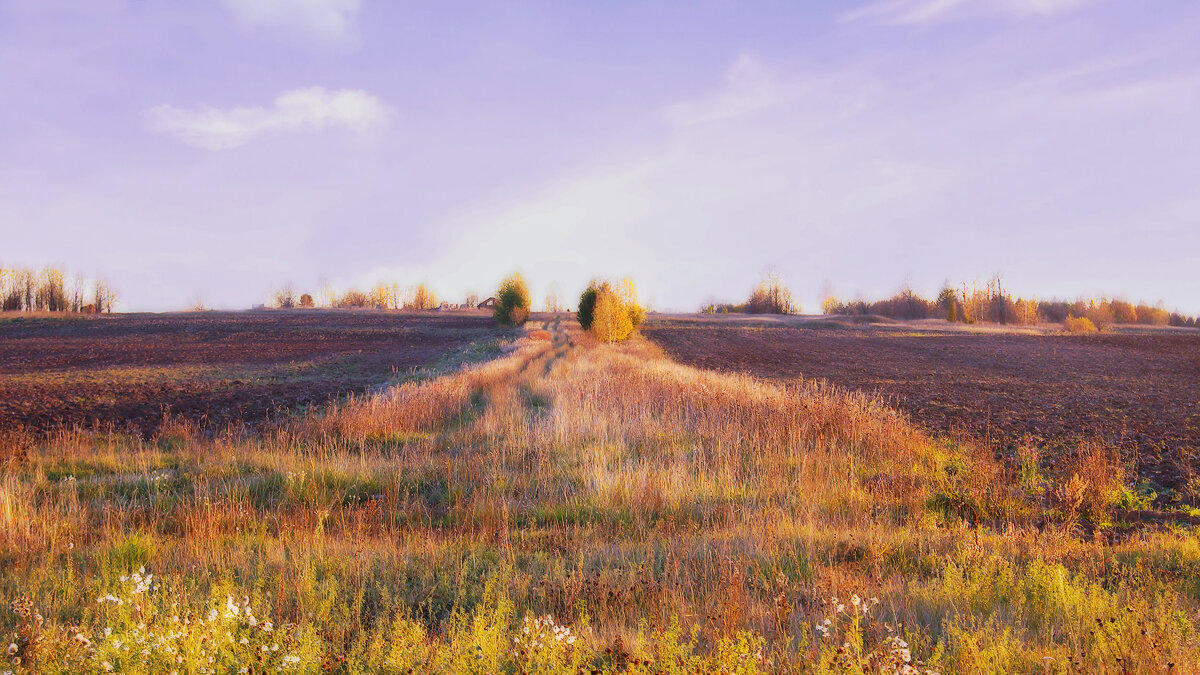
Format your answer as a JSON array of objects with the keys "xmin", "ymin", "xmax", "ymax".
[
  {"xmin": 219, "ymin": 0, "xmax": 360, "ymax": 41},
  {"xmin": 662, "ymin": 54, "xmax": 788, "ymax": 126},
  {"xmin": 843, "ymin": 0, "xmax": 1096, "ymax": 24},
  {"xmin": 147, "ymin": 87, "xmax": 391, "ymax": 150}
]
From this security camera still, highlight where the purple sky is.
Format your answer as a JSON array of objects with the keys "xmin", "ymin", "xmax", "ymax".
[{"xmin": 2, "ymin": 0, "xmax": 1198, "ymax": 313}]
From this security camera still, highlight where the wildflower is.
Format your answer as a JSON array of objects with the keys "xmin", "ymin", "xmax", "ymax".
[{"xmin": 5, "ymin": 644, "xmax": 16, "ymax": 657}]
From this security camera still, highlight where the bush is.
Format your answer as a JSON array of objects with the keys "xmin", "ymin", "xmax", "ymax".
[
  {"xmin": 576, "ymin": 283, "xmax": 599, "ymax": 330},
  {"xmin": 1064, "ymin": 315, "xmax": 1098, "ymax": 333},
  {"xmin": 592, "ymin": 287, "xmax": 634, "ymax": 342},
  {"xmin": 1050, "ymin": 444, "xmax": 1125, "ymax": 523},
  {"xmin": 336, "ymin": 290, "xmax": 370, "ymax": 308},
  {"xmin": 271, "ymin": 285, "xmax": 297, "ymax": 309},
  {"xmin": 494, "ymin": 274, "xmax": 531, "ymax": 326},
  {"xmin": 580, "ymin": 279, "xmax": 644, "ymax": 342},
  {"xmin": 336, "ymin": 290, "xmax": 367, "ymax": 309}
]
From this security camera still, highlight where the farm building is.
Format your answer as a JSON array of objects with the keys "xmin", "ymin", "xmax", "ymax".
[{"xmin": 477, "ymin": 297, "xmax": 497, "ymax": 310}]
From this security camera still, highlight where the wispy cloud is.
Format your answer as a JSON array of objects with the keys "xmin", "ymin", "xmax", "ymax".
[
  {"xmin": 220, "ymin": 0, "xmax": 360, "ymax": 41},
  {"xmin": 843, "ymin": 0, "xmax": 1096, "ymax": 24},
  {"xmin": 147, "ymin": 87, "xmax": 390, "ymax": 150},
  {"xmin": 662, "ymin": 54, "xmax": 786, "ymax": 126}
]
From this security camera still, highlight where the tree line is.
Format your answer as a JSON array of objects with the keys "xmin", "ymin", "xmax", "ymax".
[
  {"xmin": 268, "ymin": 282, "xmax": 451, "ymax": 310},
  {"xmin": 822, "ymin": 276, "xmax": 1197, "ymax": 328},
  {"xmin": 695, "ymin": 273, "xmax": 1196, "ymax": 328},
  {"xmin": 0, "ymin": 266, "xmax": 117, "ymax": 313}
]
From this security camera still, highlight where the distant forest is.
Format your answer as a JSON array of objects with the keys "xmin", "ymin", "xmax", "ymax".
[
  {"xmin": 0, "ymin": 266, "xmax": 117, "ymax": 313},
  {"xmin": 822, "ymin": 277, "xmax": 1197, "ymax": 328},
  {"xmin": 704, "ymin": 275, "xmax": 1197, "ymax": 328}
]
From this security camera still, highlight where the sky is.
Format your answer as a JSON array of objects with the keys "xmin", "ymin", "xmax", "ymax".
[{"xmin": 1, "ymin": 0, "xmax": 1198, "ymax": 313}]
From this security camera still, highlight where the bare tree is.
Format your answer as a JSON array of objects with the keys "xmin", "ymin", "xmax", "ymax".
[
  {"xmin": 93, "ymin": 279, "xmax": 116, "ymax": 313},
  {"xmin": 272, "ymin": 284, "xmax": 297, "ymax": 309},
  {"xmin": 747, "ymin": 273, "xmax": 799, "ymax": 315}
]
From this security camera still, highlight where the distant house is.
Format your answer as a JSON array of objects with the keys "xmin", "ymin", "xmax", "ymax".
[
  {"xmin": 251, "ymin": 304, "xmax": 266, "ymax": 310},
  {"xmin": 477, "ymin": 297, "xmax": 497, "ymax": 310}
]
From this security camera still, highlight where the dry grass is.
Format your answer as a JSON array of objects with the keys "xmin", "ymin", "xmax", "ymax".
[{"xmin": 2, "ymin": 319, "xmax": 1199, "ymax": 673}]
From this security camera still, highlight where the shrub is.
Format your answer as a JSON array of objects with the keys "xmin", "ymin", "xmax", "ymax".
[
  {"xmin": 576, "ymin": 283, "xmax": 599, "ymax": 330},
  {"xmin": 578, "ymin": 279, "xmax": 644, "ymax": 342},
  {"xmin": 298, "ymin": 293, "xmax": 315, "ymax": 308},
  {"xmin": 592, "ymin": 286, "xmax": 634, "ymax": 342},
  {"xmin": 1064, "ymin": 315, "xmax": 1098, "ymax": 333},
  {"xmin": 494, "ymin": 274, "xmax": 531, "ymax": 326},
  {"xmin": 336, "ymin": 290, "xmax": 370, "ymax": 308},
  {"xmin": 271, "ymin": 284, "xmax": 297, "ymax": 309},
  {"xmin": 1050, "ymin": 443, "xmax": 1125, "ymax": 523}
]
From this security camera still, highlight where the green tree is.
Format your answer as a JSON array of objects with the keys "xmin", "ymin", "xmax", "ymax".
[
  {"xmin": 576, "ymin": 282, "xmax": 600, "ymax": 330},
  {"xmin": 494, "ymin": 273, "xmax": 531, "ymax": 326}
]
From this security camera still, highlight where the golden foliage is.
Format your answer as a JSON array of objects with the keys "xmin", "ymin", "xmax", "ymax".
[
  {"xmin": 582, "ymin": 278, "xmax": 644, "ymax": 342},
  {"xmin": 592, "ymin": 286, "xmax": 634, "ymax": 342},
  {"xmin": 1064, "ymin": 315, "xmax": 1098, "ymax": 333},
  {"xmin": 410, "ymin": 283, "xmax": 438, "ymax": 310}
]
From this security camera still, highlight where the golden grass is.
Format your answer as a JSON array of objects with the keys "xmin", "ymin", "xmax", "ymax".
[{"xmin": 2, "ymin": 319, "xmax": 1199, "ymax": 673}]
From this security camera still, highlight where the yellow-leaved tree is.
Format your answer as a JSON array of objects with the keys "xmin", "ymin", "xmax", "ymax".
[{"xmin": 581, "ymin": 278, "xmax": 644, "ymax": 342}]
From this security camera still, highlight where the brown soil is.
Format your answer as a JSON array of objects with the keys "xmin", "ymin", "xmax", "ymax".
[
  {"xmin": 0, "ymin": 310, "xmax": 503, "ymax": 435},
  {"xmin": 644, "ymin": 316, "xmax": 1200, "ymax": 489}
]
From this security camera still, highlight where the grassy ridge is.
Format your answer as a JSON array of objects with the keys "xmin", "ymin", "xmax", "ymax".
[{"xmin": 2, "ymin": 320, "xmax": 1199, "ymax": 673}]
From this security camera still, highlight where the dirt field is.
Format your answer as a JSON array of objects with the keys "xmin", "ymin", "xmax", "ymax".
[
  {"xmin": 644, "ymin": 315, "xmax": 1200, "ymax": 488},
  {"xmin": 0, "ymin": 310, "xmax": 504, "ymax": 434}
]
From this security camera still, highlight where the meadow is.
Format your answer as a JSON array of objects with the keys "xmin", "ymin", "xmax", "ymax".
[{"xmin": 3, "ymin": 314, "xmax": 1200, "ymax": 673}]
